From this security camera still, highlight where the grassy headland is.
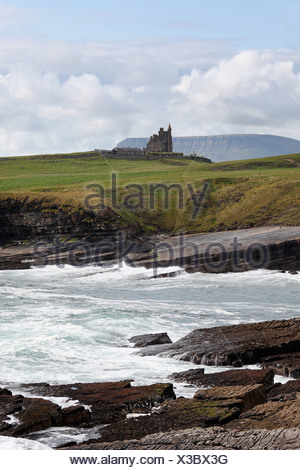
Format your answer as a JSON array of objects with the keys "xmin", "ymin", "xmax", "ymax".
[{"xmin": 0, "ymin": 151, "xmax": 299, "ymax": 233}]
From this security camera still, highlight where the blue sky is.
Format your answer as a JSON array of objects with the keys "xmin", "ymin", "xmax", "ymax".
[
  {"xmin": 1, "ymin": 1, "xmax": 300, "ymax": 155},
  {"xmin": 3, "ymin": 0, "xmax": 300, "ymax": 46}
]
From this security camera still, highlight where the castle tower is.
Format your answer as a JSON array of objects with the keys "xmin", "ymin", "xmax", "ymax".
[
  {"xmin": 146, "ymin": 125, "xmax": 173, "ymax": 152},
  {"xmin": 167, "ymin": 123, "xmax": 173, "ymax": 152}
]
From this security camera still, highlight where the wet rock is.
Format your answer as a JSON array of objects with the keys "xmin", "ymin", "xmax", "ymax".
[
  {"xmin": 94, "ymin": 397, "xmax": 241, "ymax": 444},
  {"xmin": 170, "ymin": 368, "xmax": 274, "ymax": 389},
  {"xmin": 75, "ymin": 382, "xmax": 290, "ymax": 447},
  {"xmin": 169, "ymin": 368, "xmax": 205, "ymax": 383},
  {"xmin": 139, "ymin": 227, "xmax": 300, "ymax": 273},
  {"xmin": 158, "ymin": 396, "xmax": 241, "ymax": 426},
  {"xmin": 225, "ymin": 380, "xmax": 300, "ymax": 431},
  {"xmin": 0, "ymin": 394, "xmax": 23, "ymax": 434},
  {"xmin": 0, "ymin": 388, "xmax": 12, "ymax": 396},
  {"xmin": 139, "ymin": 319, "xmax": 300, "ymax": 376},
  {"xmin": 226, "ymin": 398, "xmax": 300, "ymax": 430},
  {"xmin": 129, "ymin": 333, "xmax": 172, "ymax": 348},
  {"xmin": 194, "ymin": 384, "xmax": 267, "ymax": 412},
  {"xmin": 20, "ymin": 381, "xmax": 176, "ymax": 425},
  {"xmin": 267, "ymin": 379, "xmax": 300, "ymax": 401},
  {"xmin": 67, "ymin": 426, "xmax": 300, "ymax": 450},
  {"xmin": 3, "ymin": 376, "xmax": 299, "ymax": 449},
  {"xmin": 13, "ymin": 398, "xmax": 62, "ymax": 436},
  {"xmin": 262, "ymin": 352, "xmax": 300, "ymax": 378},
  {"xmin": 65, "ymin": 384, "xmax": 266, "ymax": 445},
  {"xmin": 58, "ymin": 406, "xmax": 90, "ymax": 428},
  {"xmin": 0, "ymin": 394, "xmax": 90, "ymax": 437}
]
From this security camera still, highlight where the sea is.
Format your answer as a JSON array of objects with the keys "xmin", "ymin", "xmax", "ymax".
[{"xmin": 0, "ymin": 264, "xmax": 299, "ymax": 449}]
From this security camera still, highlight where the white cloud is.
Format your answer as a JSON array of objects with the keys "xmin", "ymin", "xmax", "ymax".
[
  {"xmin": 170, "ymin": 50, "xmax": 300, "ymax": 137},
  {"xmin": 0, "ymin": 67, "xmax": 141, "ymax": 156},
  {"xmin": 1, "ymin": 37, "xmax": 300, "ymax": 156},
  {"xmin": 0, "ymin": 37, "xmax": 230, "ymax": 156}
]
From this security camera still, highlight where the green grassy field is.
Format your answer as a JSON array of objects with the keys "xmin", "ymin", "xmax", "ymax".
[{"xmin": 0, "ymin": 151, "xmax": 299, "ymax": 232}]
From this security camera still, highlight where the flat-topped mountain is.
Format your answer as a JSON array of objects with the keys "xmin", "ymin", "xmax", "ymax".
[{"xmin": 117, "ymin": 134, "xmax": 300, "ymax": 162}]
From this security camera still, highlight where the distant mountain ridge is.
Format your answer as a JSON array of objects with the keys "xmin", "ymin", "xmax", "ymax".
[{"xmin": 116, "ymin": 134, "xmax": 300, "ymax": 162}]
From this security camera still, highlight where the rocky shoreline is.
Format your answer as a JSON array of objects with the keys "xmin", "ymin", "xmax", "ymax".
[
  {"xmin": 1, "ymin": 226, "xmax": 300, "ymax": 274},
  {"xmin": 0, "ymin": 195, "xmax": 299, "ymax": 273},
  {"xmin": 136, "ymin": 318, "xmax": 300, "ymax": 373},
  {"xmin": 1, "ymin": 318, "xmax": 299, "ymax": 450}
]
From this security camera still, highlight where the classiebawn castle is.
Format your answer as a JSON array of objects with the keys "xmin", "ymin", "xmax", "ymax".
[
  {"xmin": 98, "ymin": 125, "xmax": 182, "ymax": 159},
  {"xmin": 146, "ymin": 124, "xmax": 173, "ymax": 152}
]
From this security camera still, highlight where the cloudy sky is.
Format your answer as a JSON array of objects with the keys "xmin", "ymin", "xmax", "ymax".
[{"xmin": 1, "ymin": 0, "xmax": 300, "ymax": 156}]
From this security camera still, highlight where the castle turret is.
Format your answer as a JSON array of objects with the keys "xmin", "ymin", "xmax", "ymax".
[{"xmin": 167, "ymin": 124, "xmax": 173, "ymax": 152}]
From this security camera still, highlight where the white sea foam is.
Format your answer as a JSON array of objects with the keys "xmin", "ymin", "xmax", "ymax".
[
  {"xmin": 5, "ymin": 385, "xmax": 82, "ymax": 409},
  {"xmin": 24, "ymin": 425, "xmax": 103, "ymax": 448},
  {"xmin": 0, "ymin": 436, "xmax": 51, "ymax": 450},
  {"xmin": 4, "ymin": 414, "xmax": 21, "ymax": 425}
]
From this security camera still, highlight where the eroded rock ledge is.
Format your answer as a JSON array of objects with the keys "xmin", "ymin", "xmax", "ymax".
[
  {"xmin": 61, "ymin": 375, "xmax": 300, "ymax": 450},
  {"xmin": 69, "ymin": 426, "xmax": 300, "ymax": 450},
  {"xmin": 138, "ymin": 318, "xmax": 300, "ymax": 375},
  {"xmin": 0, "ymin": 382, "xmax": 174, "ymax": 439}
]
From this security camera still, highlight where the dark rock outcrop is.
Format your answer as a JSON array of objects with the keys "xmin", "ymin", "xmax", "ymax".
[
  {"xmin": 267, "ymin": 379, "xmax": 300, "ymax": 401},
  {"xmin": 225, "ymin": 379, "xmax": 300, "ymax": 431},
  {"xmin": 20, "ymin": 381, "xmax": 176, "ymax": 425},
  {"xmin": 92, "ymin": 397, "xmax": 241, "ymax": 444},
  {"xmin": 262, "ymin": 352, "xmax": 300, "ymax": 378},
  {"xmin": 0, "ymin": 388, "xmax": 12, "ymax": 396},
  {"xmin": 59, "ymin": 384, "xmax": 266, "ymax": 445},
  {"xmin": 129, "ymin": 333, "xmax": 172, "ymax": 348},
  {"xmin": 226, "ymin": 399, "xmax": 300, "ymax": 431},
  {"xmin": 61, "ymin": 380, "xmax": 300, "ymax": 450},
  {"xmin": 194, "ymin": 384, "xmax": 266, "ymax": 412},
  {"xmin": 139, "ymin": 319, "xmax": 300, "ymax": 376},
  {"xmin": 0, "ymin": 198, "xmax": 135, "ymax": 244},
  {"xmin": 0, "ymin": 393, "xmax": 89, "ymax": 437},
  {"xmin": 135, "ymin": 226, "xmax": 300, "ymax": 273},
  {"xmin": 0, "ymin": 381, "xmax": 176, "ymax": 440},
  {"xmin": 0, "ymin": 197, "xmax": 148, "ymax": 270},
  {"xmin": 169, "ymin": 368, "xmax": 274, "ymax": 389}
]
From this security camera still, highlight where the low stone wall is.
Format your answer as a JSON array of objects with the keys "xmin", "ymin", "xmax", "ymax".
[{"xmin": 101, "ymin": 153, "xmax": 185, "ymax": 160}]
